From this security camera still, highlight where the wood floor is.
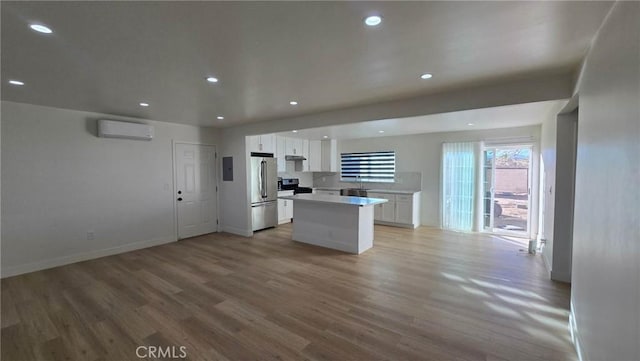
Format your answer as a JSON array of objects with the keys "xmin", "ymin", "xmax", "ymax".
[{"xmin": 1, "ymin": 225, "xmax": 577, "ymax": 361}]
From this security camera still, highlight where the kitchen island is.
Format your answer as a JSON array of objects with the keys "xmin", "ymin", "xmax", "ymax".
[{"xmin": 278, "ymin": 194, "xmax": 387, "ymax": 254}]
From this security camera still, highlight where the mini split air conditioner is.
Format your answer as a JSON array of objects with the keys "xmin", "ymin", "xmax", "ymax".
[{"xmin": 98, "ymin": 119, "xmax": 154, "ymax": 140}]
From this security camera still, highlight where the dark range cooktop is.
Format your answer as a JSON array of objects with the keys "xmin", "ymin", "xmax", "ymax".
[{"xmin": 294, "ymin": 187, "xmax": 313, "ymax": 194}]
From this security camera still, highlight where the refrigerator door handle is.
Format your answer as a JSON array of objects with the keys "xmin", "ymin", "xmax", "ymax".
[
  {"xmin": 257, "ymin": 161, "xmax": 262, "ymax": 199},
  {"xmin": 261, "ymin": 160, "xmax": 267, "ymax": 198}
]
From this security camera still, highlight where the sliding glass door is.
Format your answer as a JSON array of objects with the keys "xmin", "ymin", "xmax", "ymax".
[{"xmin": 483, "ymin": 145, "xmax": 532, "ymax": 236}]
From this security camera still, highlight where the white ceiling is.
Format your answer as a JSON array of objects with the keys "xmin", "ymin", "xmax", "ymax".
[
  {"xmin": 1, "ymin": 2, "xmax": 611, "ymax": 127},
  {"xmin": 275, "ymin": 100, "xmax": 566, "ymax": 140}
]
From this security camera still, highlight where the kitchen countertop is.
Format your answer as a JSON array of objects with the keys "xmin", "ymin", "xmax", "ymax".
[
  {"xmin": 313, "ymin": 187, "xmax": 420, "ymax": 195},
  {"xmin": 279, "ymin": 194, "xmax": 388, "ymax": 207},
  {"xmin": 367, "ymin": 189, "xmax": 420, "ymax": 194}
]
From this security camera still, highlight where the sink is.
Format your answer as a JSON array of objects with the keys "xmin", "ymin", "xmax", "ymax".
[{"xmin": 340, "ymin": 188, "xmax": 369, "ymax": 197}]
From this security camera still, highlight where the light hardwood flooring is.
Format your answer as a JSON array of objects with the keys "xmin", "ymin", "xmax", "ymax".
[{"xmin": 1, "ymin": 225, "xmax": 577, "ymax": 361}]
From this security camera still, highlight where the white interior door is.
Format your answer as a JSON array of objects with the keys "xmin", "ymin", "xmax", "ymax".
[{"xmin": 175, "ymin": 143, "xmax": 218, "ymax": 239}]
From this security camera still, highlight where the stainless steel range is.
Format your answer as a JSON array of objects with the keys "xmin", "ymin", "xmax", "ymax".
[{"xmin": 281, "ymin": 178, "xmax": 313, "ymax": 194}]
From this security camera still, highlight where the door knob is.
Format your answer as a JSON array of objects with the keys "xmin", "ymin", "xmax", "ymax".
[{"xmin": 177, "ymin": 197, "xmax": 183, "ymax": 201}]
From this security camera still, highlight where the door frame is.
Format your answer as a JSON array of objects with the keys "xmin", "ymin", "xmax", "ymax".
[
  {"xmin": 482, "ymin": 143, "xmax": 535, "ymax": 238},
  {"xmin": 172, "ymin": 141, "xmax": 220, "ymax": 240}
]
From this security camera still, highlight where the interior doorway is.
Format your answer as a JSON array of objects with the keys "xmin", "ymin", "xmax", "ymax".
[
  {"xmin": 174, "ymin": 142, "xmax": 219, "ymax": 239},
  {"xmin": 483, "ymin": 145, "xmax": 532, "ymax": 237}
]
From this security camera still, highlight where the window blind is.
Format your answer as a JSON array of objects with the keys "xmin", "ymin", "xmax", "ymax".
[
  {"xmin": 441, "ymin": 142, "xmax": 476, "ymax": 231},
  {"xmin": 340, "ymin": 151, "xmax": 395, "ymax": 183}
]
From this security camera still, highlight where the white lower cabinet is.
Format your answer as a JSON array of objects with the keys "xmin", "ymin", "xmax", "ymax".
[
  {"xmin": 394, "ymin": 199, "xmax": 413, "ymax": 224},
  {"xmin": 368, "ymin": 191, "xmax": 420, "ymax": 228},
  {"xmin": 278, "ymin": 190, "xmax": 294, "ymax": 224},
  {"xmin": 381, "ymin": 200, "xmax": 396, "ymax": 222}
]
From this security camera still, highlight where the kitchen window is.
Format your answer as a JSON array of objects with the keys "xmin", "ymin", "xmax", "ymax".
[{"xmin": 340, "ymin": 151, "xmax": 395, "ymax": 183}]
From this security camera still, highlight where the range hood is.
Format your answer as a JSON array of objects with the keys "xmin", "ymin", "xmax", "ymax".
[{"xmin": 285, "ymin": 155, "xmax": 307, "ymax": 161}]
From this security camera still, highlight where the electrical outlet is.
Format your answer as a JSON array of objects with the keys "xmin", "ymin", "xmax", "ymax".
[{"xmin": 87, "ymin": 231, "xmax": 95, "ymax": 240}]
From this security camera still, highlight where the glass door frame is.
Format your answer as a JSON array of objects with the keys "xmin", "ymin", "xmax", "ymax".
[{"xmin": 482, "ymin": 143, "xmax": 534, "ymax": 238}]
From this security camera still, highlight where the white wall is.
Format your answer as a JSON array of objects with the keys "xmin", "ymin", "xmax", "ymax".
[
  {"xmin": 552, "ymin": 110, "xmax": 577, "ymax": 282},
  {"xmin": 337, "ymin": 126, "xmax": 541, "ymax": 229},
  {"xmin": 1, "ymin": 101, "xmax": 219, "ymax": 277},
  {"xmin": 540, "ymin": 110, "xmax": 558, "ymax": 269},
  {"xmin": 219, "ymin": 75, "xmax": 573, "ymax": 236},
  {"xmin": 570, "ymin": 2, "xmax": 640, "ymax": 360},
  {"xmin": 540, "ymin": 108, "xmax": 578, "ymax": 283}
]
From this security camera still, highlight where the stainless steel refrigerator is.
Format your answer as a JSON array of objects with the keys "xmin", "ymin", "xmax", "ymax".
[{"xmin": 250, "ymin": 153, "xmax": 278, "ymax": 231}]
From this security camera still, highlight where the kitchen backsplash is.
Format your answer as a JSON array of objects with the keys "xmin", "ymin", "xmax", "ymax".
[
  {"xmin": 312, "ymin": 171, "xmax": 422, "ymax": 191},
  {"xmin": 277, "ymin": 169, "xmax": 313, "ymax": 187}
]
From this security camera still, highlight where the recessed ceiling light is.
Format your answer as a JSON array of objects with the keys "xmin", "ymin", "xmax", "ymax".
[
  {"xmin": 217, "ymin": 116, "xmax": 224, "ymax": 120},
  {"xmin": 206, "ymin": 77, "xmax": 218, "ymax": 83},
  {"xmin": 420, "ymin": 73, "xmax": 433, "ymax": 80},
  {"xmin": 292, "ymin": 130, "xmax": 298, "ymax": 133},
  {"xmin": 467, "ymin": 123, "xmax": 474, "ymax": 126},
  {"xmin": 30, "ymin": 24, "xmax": 53, "ymax": 34},
  {"xmin": 364, "ymin": 15, "xmax": 382, "ymax": 27},
  {"xmin": 378, "ymin": 130, "xmax": 385, "ymax": 133},
  {"xmin": 9, "ymin": 80, "xmax": 25, "ymax": 86},
  {"xmin": 289, "ymin": 101, "xmax": 298, "ymax": 105},
  {"xmin": 139, "ymin": 102, "xmax": 149, "ymax": 107},
  {"xmin": 323, "ymin": 135, "xmax": 329, "ymax": 139}
]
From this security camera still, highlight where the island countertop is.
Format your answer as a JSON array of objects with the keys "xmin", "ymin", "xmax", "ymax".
[{"xmin": 279, "ymin": 194, "xmax": 388, "ymax": 207}]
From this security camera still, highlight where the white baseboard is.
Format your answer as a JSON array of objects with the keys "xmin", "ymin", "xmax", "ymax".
[
  {"xmin": 1, "ymin": 236, "xmax": 176, "ymax": 278},
  {"xmin": 541, "ymin": 246, "xmax": 570, "ymax": 283},
  {"xmin": 220, "ymin": 224, "xmax": 252, "ymax": 237},
  {"xmin": 569, "ymin": 301, "xmax": 586, "ymax": 361}
]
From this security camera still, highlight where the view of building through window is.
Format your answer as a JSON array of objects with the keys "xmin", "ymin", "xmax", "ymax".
[{"xmin": 484, "ymin": 147, "xmax": 531, "ymax": 234}]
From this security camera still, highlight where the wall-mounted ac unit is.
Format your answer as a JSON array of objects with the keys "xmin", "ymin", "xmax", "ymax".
[{"xmin": 98, "ymin": 119, "xmax": 154, "ymax": 140}]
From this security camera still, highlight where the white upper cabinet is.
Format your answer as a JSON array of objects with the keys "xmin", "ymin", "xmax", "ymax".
[
  {"xmin": 285, "ymin": 138, "xmax": 304, "ymax": 156},
  {"xmin": 302, "ymin": 139, "xmax": 310, "ymax": 171},
  {"xmin": 276, "ymin": 136, "xmax": 286, "ymax": 172},
  {"xmin": 285, "ymin": 138, "xmax": 294, "ymax": 155},
  {"xmin": 260, "ymin": 135, "xmax": 325, "ymax": 173},
  {"xmin": 321, "ymin": 139, "xmax": 337, "ymax": 172},
  {"xmin": 260, "ymin": 134, "xmax": 276, "ymax": 154},
  {"xmin": 294, "ymin": 139, "xmax": 311, "ymax": 172},
  {"xmin": 248, "ymin": 134, "xmax": 276, "ymax": 154},
  {"xmin": 309, "ymin": 140, "xmax": 322, "ymax": 171},
  {"xmin": 247, "ymin": 135, "xmax": 260, "ymax": 153}
]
